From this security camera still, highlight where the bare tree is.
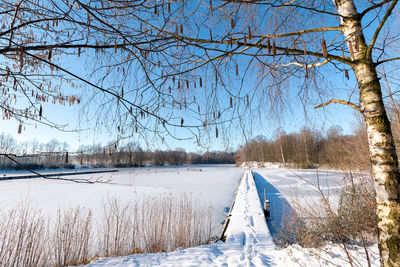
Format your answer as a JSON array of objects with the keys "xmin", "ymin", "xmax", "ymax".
[
  {"xmin": 0, "ymin": 133, "xmax": 17, "ymax": 167},
  {"xmin": 1, "ymin": 0, "xmax": 400, "ymax": 264}
]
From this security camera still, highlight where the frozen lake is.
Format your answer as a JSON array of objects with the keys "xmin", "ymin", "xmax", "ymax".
[
  {"xmin": 0, "ymin": 165, "xmax": 352, "ymax": 238},
  {"xmin": 0, "ymin": 165, "xmax": 243, "ymax": 235}
]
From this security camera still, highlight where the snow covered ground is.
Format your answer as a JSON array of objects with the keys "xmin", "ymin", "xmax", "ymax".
[{"xmin": 84, "ymin": 169, "xmax": 379, "ymax": 267}]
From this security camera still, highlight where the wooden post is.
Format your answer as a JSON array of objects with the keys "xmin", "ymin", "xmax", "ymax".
[
  {"xmin": 263, "ymin": 188, "xmax": 270, "ymax": 219},
  {"xmin": 263, "ymin": 200, "xmax": 270, "ymax": 219}
]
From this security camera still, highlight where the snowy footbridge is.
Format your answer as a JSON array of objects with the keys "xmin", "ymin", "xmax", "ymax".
[
  {"xmin": 87, "ymin": 170, "xmax": 278, "ymax": 266},
  {"xmin": 220, "ymin": 170, "xmax": 273, "ymax": 244}
]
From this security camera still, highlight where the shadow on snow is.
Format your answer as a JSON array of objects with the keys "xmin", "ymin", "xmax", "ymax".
[{"xmin": 253, "ymin": 172, "xmax": 301, "ymax": 245}]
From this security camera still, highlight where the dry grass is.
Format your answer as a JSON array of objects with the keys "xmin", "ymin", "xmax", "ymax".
[
  {"xmin": 53, "ymin": 207, "xmax": 92, "ymax": 266},
  {"xmin": 0, "ymin": 194, "xmax": 214, "ymax": 266},
  {"xmin": 137, "ymin": 194, "xmax": 213, "ymax": 253},
  {"xmin": 0, "ymin": 202, "xmax": 49, "ymax": 267}
]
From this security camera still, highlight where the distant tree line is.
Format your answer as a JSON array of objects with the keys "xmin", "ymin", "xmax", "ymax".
[
  {"xmin": 0, "ymin": 124, "xmax": 375, "ymax": 171},
  {"xmin": 0, "ymin": 135, "xmax": 235, "ymax": 170},
  {"xmin": 235, "ymin": 125, "xmax": 370, "ymax": 170},
  {"xmin": 75, "ymin": 143, "xmax": 235, "ymax": 168}
]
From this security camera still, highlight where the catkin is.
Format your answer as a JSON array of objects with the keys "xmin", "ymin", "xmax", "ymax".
[
  {"xmin": 272, "ymin": 40, "xmax": 276, "ymax": 57},
  {"xmin": 321, "ymin": 39, "xmax": 327, "ymax": 58}
]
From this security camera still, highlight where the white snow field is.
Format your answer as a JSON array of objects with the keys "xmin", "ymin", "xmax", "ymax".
[
  {"xmin": 0, "ymin": 165, "xmax": 242, "ymax": 233},
  {"xmin": 84, "ymin": 169, "xmax": 379, "ymax": 267}
]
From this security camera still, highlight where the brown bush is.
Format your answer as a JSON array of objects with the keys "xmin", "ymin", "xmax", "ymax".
[{"xmin": 275, "ymin": 172, "xmax": 377, "ymax": 265}]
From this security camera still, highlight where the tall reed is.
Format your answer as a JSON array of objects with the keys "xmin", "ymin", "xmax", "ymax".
[{"xmin": 0, "ymin": 194, "xmax": 214, "ymax": 266}]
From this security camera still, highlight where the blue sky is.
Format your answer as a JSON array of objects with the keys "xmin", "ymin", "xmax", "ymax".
[
  {"xmin": 0, "ymin": 79, "xmax": 358, "ymax": 153},
  {"xmin": 1, "ymin": 51, "xmax": 360, "ymax": 152}
]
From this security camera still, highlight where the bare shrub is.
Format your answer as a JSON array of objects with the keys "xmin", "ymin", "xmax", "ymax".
[
  {"xmin": 0, "ymin": 194, "xmax": 214, "ymax": 266},
  {"xmin": 329, "ymin": 181, "xmax": 377, "ymax": 244},
  {"xmin": 98, "ymin": 199, "xmax": 139, "ymax": 257},
  {"xmin": 96, "ymin": 194, "xmax": 214, "ymax": 258},
  {"xmin": 53, "ymin": 207, "xmax": 92, "ymax": 266},
  {"xmin": 138, "ymin": 194, "xmax": 214, "ymax": 253},
  {"xmin": 271, "ymin": 207, "xmax": 314, "ymax": 248},
  {"xmin": 301, "ymin": 173, "xmax": 377, "ymax": 246},
  {"xmin": 0, "ymin": 204, "xmax": 49, "ymax": 267},
  {"xmin": 275, "ymin": 171, "xmax": 377, "ymax": 265}
]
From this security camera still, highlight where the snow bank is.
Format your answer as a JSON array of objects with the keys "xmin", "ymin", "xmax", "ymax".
[{"xmin": 240, "ymin": 162, "xmax": 281, "ymax": 168}]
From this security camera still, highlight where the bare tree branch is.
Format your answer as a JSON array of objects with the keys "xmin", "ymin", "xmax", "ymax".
[
  {"xmin": 376, "ymin": 56, "xmax": 400, "ymax": 65},
  {"xmin": 366, "ymin": 0, "xmax": 399, "ymax": 58},
  {"xmin": 0, "ymin": 153, "xmax": 110, "ymax": 184},
  {"xmin": 360, "ymin": 0, "xmax": 394, "ymax": 17},
  {"xmin": 314, "ymin": 99, "xmax": 361, "ymax": 112}
]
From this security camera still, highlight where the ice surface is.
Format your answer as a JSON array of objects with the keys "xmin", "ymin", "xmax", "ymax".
[{"xmin": 0, "ymin": 165, "xmax": 242, "ymax": 232}]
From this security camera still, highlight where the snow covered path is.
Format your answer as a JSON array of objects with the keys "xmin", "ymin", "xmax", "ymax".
[{"xmin": 86, "ymin": 170, "xmax": 277, "ymax": 267}]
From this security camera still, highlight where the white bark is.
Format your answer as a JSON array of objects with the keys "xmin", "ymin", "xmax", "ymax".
[{"xmin": 334, "ymin": 1, "xmax": 400, "ymax": 266}]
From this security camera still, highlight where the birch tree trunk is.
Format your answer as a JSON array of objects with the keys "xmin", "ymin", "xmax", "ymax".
[{"xmin": 334, "ymin": 1, "xmax": 400, "ymax": 265}]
